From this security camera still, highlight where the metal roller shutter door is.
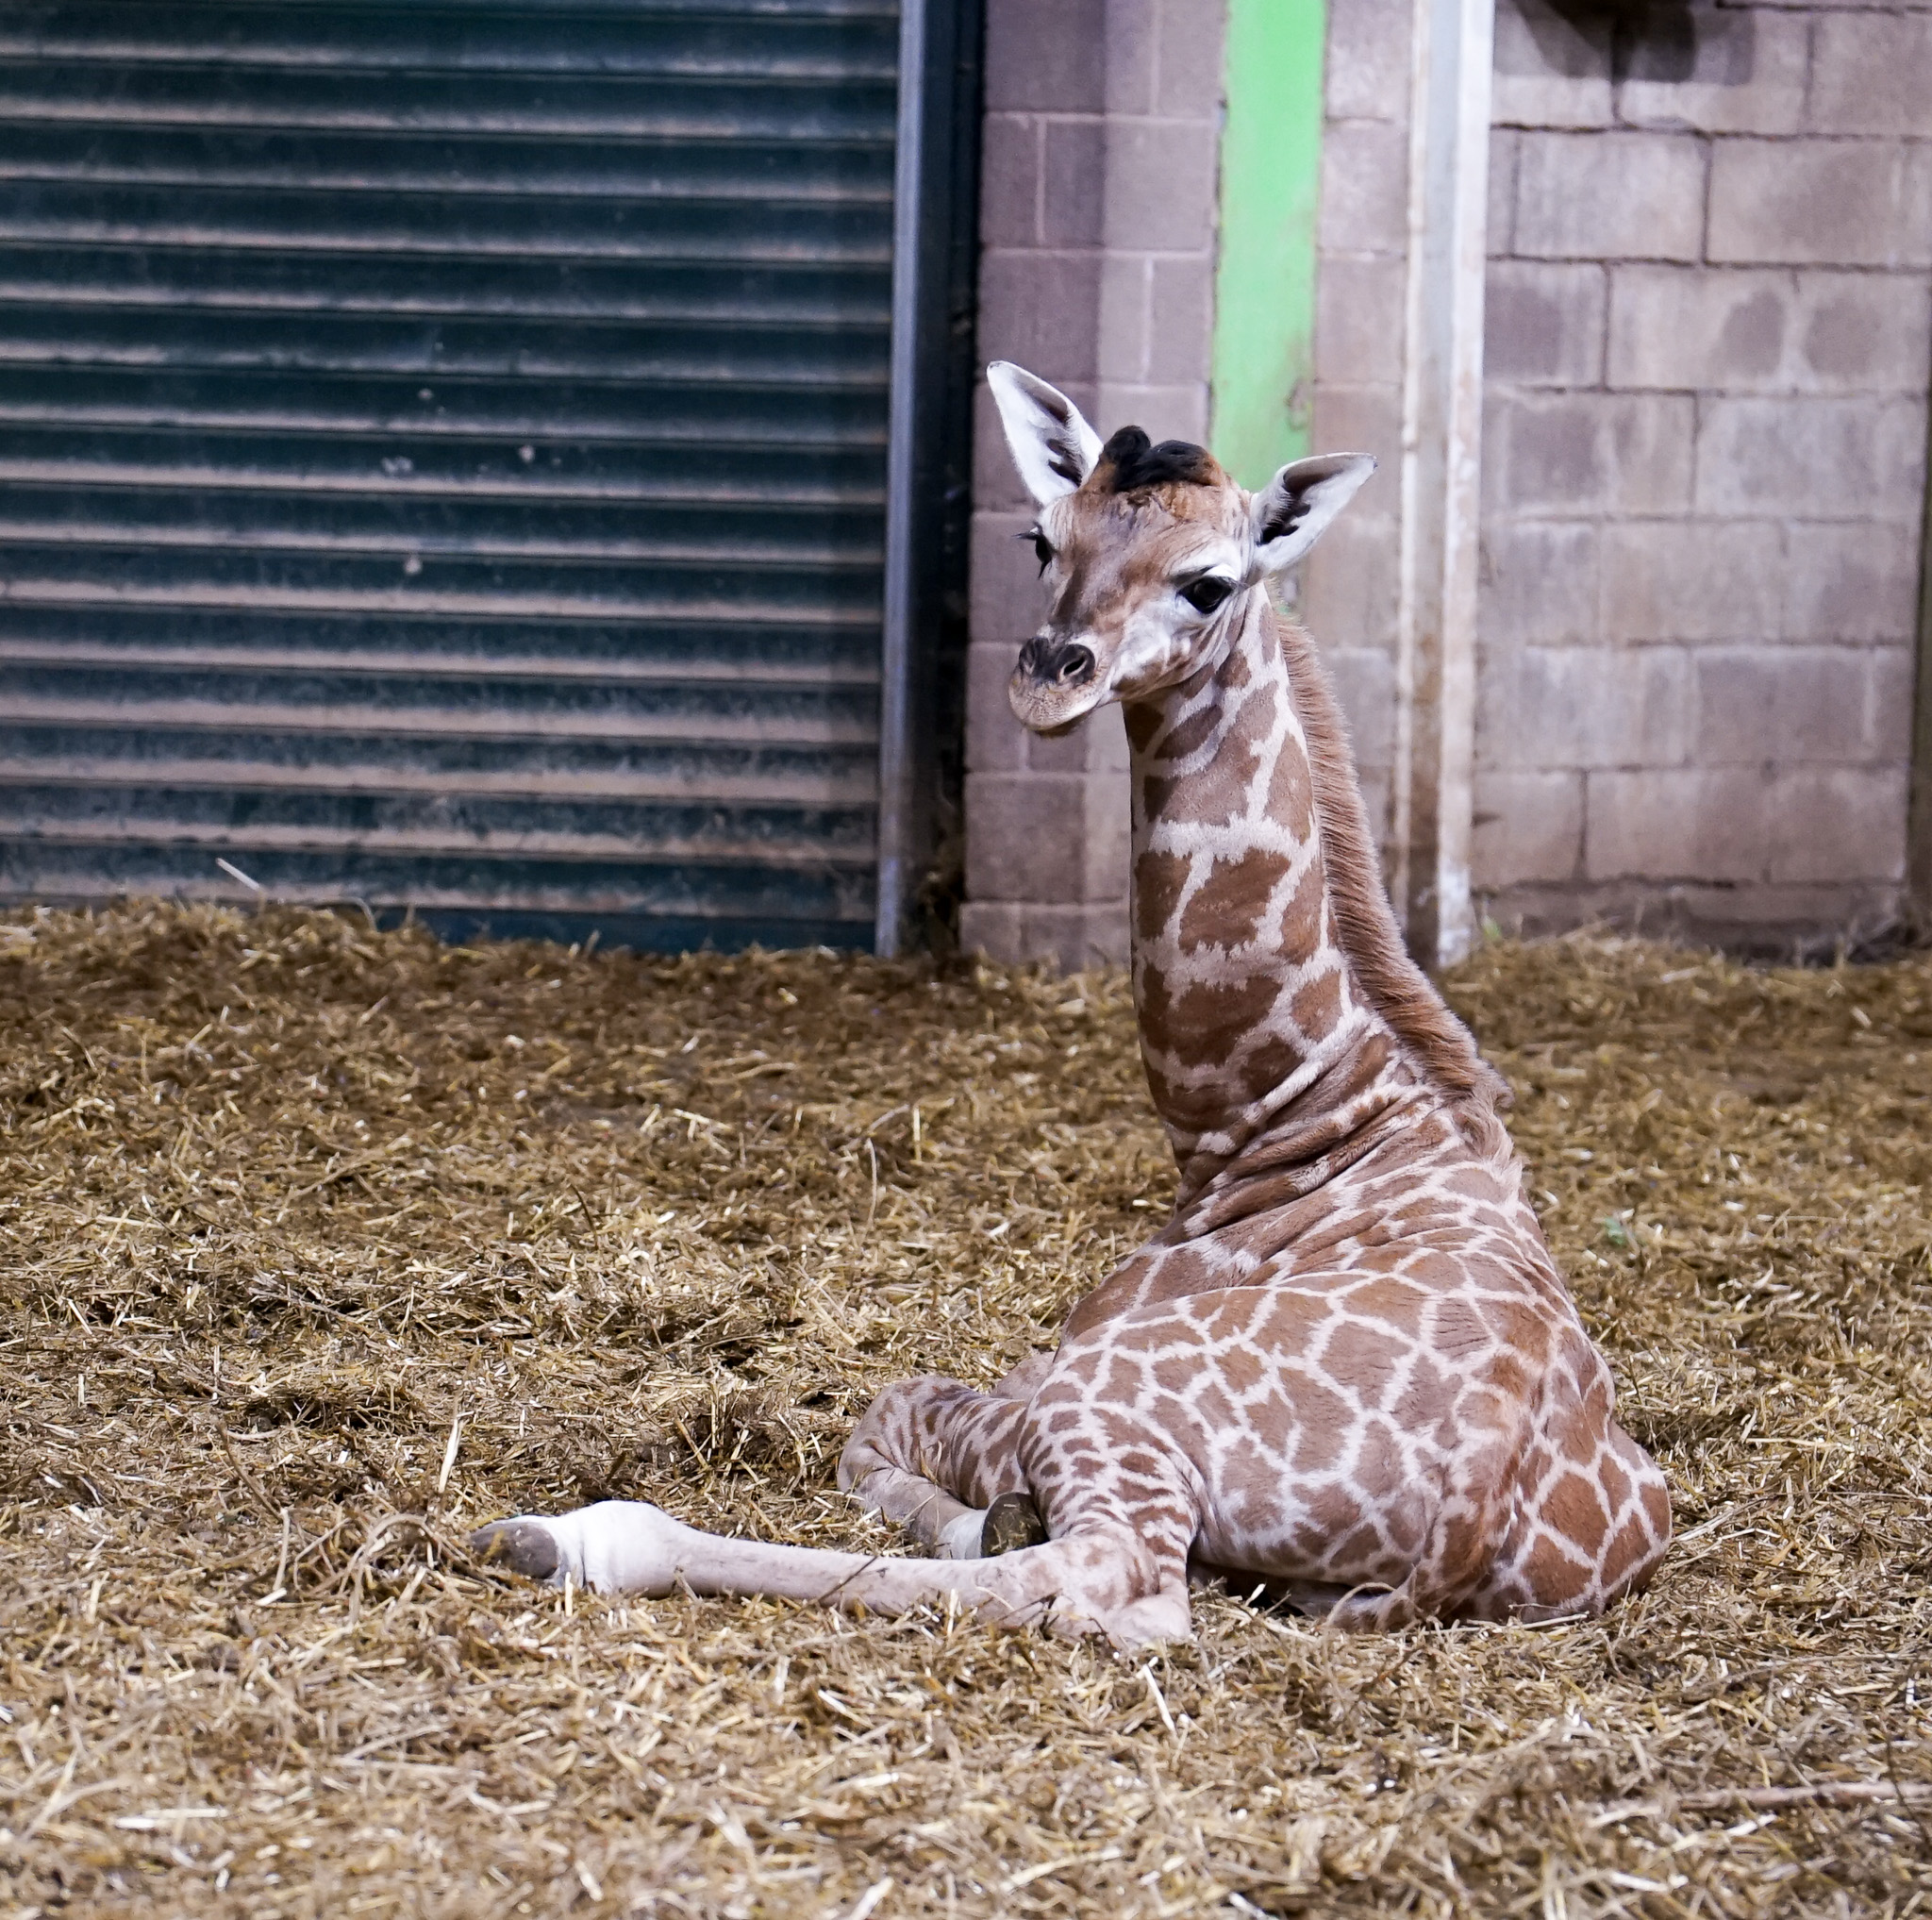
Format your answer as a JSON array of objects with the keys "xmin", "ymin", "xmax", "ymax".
[{"xmin": 0, "ymin": 0, "xmax": 925, "ymax": 951}]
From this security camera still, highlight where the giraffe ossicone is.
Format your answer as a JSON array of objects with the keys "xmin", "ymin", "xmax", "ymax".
[{"xmin": 472, "ymin": 364, "xmax": 1672, "ymax": 1649}]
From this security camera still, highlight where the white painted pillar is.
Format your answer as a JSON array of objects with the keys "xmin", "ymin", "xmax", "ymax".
[{"xmin": 1391, "ymin": 0, "xmax": 1494, "ymax": 969}]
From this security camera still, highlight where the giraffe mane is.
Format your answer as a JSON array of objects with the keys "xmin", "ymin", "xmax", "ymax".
[
  {"xmin": 1271, "ymin": 603, "xmax": 1514, "ymax": 1154},
  {"xmin": 1092, "ymin": 425, "xmax": 1224, "ymax": 493}
]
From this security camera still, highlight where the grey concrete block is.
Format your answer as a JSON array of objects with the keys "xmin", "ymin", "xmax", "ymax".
[
  {"xmin": 969, "ymin": 509, "xmax": 1049, "ymax": 648},
  {"xmin": 1091, "ymin": 699, "xmax": 1133, "ymax": 775},
  {"xmin": 1482, "ymin": 392, "xmax": 1694, "ymax": 516},
  {"xmin": 1808, "ymin": 12, "xmax": 1932, "ymax": 137},
  {"xmin": 1473, "ymin": 770, "xmax": 1585, "ymax": 887},
  {"xmin": 1782, "ymin": 521, "xmax": 1924, "ymax": 645},
  {"xmin": 1081, "ymin": 764, "xmax": 1134, "ymax": 900},
  {"xmin": 1023, "ymin": 720, "xmax": 1094, "ymax": 775},
  {"xmin": 1608, "ymin": 267, "xmax": 1932, "ymax": 396},
  {"xmin": 1021, "ymin": 901, "xmax": 1133, "ymax": 972},
  {"xmin": 1321, "ymin": 644, "xmax": 1397, "ymax": 768},
  {"xmin": 1585, "ymin": 767, "xmax": 1770, "ymax": 882},
  {"xmin": 958, "ymin": 900, "xmax": 1026, "ymax": 964},
  {"xmin": 1155, "ymin": 0, "xmax": 1227, "ymax": 115},
  {"xmin": 1477, "ymin": 643, "xmax": 1694, "ymax": 772},
  {"xmin": 1607, "ymin": 266, "xmax": 1784, "ymax": 392},
  {"xmin": 1479, "ymin": 519, "xmax": 1601, "ymax": 647},
  {"xmin": 1146, "ymin": 256, "xmax": 1214, "ymax": 383},
  {"xmin": 966, "ymin": 641, "xmax": 1025, "ymax": 774},
  {"xmin": 1514, "ymin": 130, "xmax": 1705, "ymax": 261},
  {"xmin": 1763, "ymin": 767, "xmax": 1907, "ymax": 884},
  {"xmin": 1709, "ymin": 141, "xmax": 1932, "ymax": 269},
  {"xmin": 1868, "ymin": 643, "xmax": 1917, "ymax": 760},
  {"xmin": 1615, "ymin": 5, "xmax": 1807, "ymax": 136},
  {"xmin": 1026, "ymin": 700, "xmax": 1127, "ymax": 775},
  {"xmin": 964, "ymin": 773, "xmax": 1092, "ymax": 901},
  {"xmin": 1324, "ymin": 0, "xmax": 1411, "ymax": 122},
  {"xmin": 1492, "ymin": 0, "xmax": 1613, "ymax": 129},
  {"xmin": 962, "ymin": 762, "xmax": 1133, "ymax": 918},
  {"xmin": 980, "ymin": 115, "xmax": 1042, "ymax": 248},
  {"xmin": 1102, "ymin": 0, "xmax": 1158, "ymax": 117},
  {"xmin": 984, "ymin": 0, "xmax": 1108, "ymax": 112},
  {"xmin": 1485, "ymin": 261, "xmax": 1607, "ymax": 387},
  {"xmin": 1800, "ymin": 273, "xmax": 1932, "ymax": 392},
  {"xmin": 1308, "ymin": 383, "xmax": 1404, "ymax": 483},
  {"xmin": 1094, "ymin": 379, "xmax": 1211, "ymax": 443},
  {"xmin": 1314, "ymin": 253, "xmax": 1407, "ymax": 385},
  {"xmin": 1600, "ymin": 519, "xmax": 1783, "ymax": 643},
  {"xmin": 1319, "ymin": 120, "xmax": 1409, "ymax": 257},
  {"xmin": 1096, "ymin": 254, "xmax": 1152, "ymax": 384},
  {"xmin": 1488, "ymin": 129, "xmax": 1519, "ymax": 256},
  {"xmin": 1041, "ymin": 119, "xmax": 1108, "ymax": 248},
  {"xmin": 1693, "ymin": 396, "xmax": 1926, "ymax": 520},
  {"xmin": 977, "ymin": 250, "xmax": 1104, "ymax": 380},
  {"xmin": 1692, "ymin": 646, "xmax": 1873, "ymax": 765},
  {"xmin": 1103, "ymin": 120, "xmax": 1220, "ymax": 251},
  {"xmin": 1300, "ymin": 512, "xmax": 1402, "ymax": 653}
]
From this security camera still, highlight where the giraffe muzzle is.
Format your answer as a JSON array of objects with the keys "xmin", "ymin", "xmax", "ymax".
[
  {"xmin": 1017, "ymin": 636, "xmax": 1096, "ymax": 689},
  {"xmin": 1009, "ymin": 636, "xmax": 1105, "ymax": 735}
]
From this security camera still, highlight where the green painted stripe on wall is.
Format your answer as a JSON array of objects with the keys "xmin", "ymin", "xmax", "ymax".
[{"xmin": 1209, "ymin": 0, "xmax": 1327, "ymax": 492}]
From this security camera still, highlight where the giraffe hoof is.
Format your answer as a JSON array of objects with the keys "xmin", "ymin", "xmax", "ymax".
[
  {"xmin": 469, "ymin": 1518, "xmax": 561, "ymax": 1582},
  {"xmin": 981, "ymin": 1491, "xmax": 1049, "ymax": 1557}
]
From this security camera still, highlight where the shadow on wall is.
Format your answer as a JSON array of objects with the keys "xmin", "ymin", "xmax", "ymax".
[{"xmin": 1510, "ymin": 0, "xmax": 1754, "ymax": 89}]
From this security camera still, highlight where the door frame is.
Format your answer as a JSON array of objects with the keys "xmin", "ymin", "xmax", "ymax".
[{"xmin": 874, "ymin": 0, "xmax": 983, "ymax": 956}]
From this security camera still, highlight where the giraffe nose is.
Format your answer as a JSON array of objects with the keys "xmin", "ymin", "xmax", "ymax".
[{"xmin": 1019, "ymin": 636, "xmax": 1095, "ymax": 688}]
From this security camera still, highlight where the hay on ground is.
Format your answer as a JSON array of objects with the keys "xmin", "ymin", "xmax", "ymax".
[{"xmin": 0, "ymin": 901, "xmax": 1927, "ymax": 1917}]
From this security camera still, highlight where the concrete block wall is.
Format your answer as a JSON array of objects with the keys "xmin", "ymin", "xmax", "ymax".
[
  {"xmin": 1474, "ymin": 0, "xmax": 1932, "ymax": 946},
  {"xmin": 958, "ymin": 0, "xmax": 1932, "ymax": 966},
  {"xmin": 958, "ymin": 0, "xmax": 1226, "ymax": 972}
]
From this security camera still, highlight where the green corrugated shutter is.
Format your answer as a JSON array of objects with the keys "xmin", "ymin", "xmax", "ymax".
[{"xmin": 0, "ymin": 0, "xmax": 922, "ymax": 949}]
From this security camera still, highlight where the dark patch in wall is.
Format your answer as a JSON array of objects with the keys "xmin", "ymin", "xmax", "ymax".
[{"xmin": 1500, "ymin": 0, "xmax": 1756, "ymax": 91}]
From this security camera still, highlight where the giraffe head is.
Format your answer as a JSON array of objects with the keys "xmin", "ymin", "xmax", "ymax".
[{"xmin": 988, "ymin": 361, "xmax": 1376, "ymax": 734}]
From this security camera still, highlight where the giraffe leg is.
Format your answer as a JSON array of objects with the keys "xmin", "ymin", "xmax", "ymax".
[
  {"xmin": 992, "ymin": 1350, "xmax": 1056, "ymax": 1401},
  {"xmin": 968, "ymin": 1355, "xmax": 1056, "ymax": 1553},
  {"xmin": 469, "ymin": 1501, "xmax": 1191, "ymax": 1648},
  {"xmin": 840, "ymin": 1463, "xmax": 984, "ymax": 1559},
  {"xmin": 474, "ymin": 1367, "xmax": 1202, "ymax": 1645},
  {"xmin": 837, "ymin": 1376, "xmax": 1031, "ymax": 1560},
  {"xmin": 1477, "ymin": 1418, "xmax": 1672, "ymax": 1623}
]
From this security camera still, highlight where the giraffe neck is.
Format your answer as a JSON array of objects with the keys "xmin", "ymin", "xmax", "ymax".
[{"xmin": 1124, "ymin": 589, "xmax": 1506, "ymax": 1203}]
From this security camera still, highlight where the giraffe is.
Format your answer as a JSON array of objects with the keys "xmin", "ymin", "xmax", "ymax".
[{"xmin": 471, "ymin": 362, "xmax": 1672, "ymax": 1648}]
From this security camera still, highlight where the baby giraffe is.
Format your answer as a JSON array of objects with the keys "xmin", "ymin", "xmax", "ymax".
[{"xmin": 473, "ymin": 362, "xmax": 1671, "ymax": 1647}]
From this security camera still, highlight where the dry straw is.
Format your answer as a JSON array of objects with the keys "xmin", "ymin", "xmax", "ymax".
[{"xmin": 0, "ymin": 902, "xmax": 1927, "ymax": 1916}]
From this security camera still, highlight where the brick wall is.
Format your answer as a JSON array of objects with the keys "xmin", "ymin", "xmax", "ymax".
[
  {"xmin": 1474, "ymin": 0, "xmax": 1931, "ymax": 947},
  {"xmin": 958, "ymin": 0, "xmax": 1226, "ymax": 971}
]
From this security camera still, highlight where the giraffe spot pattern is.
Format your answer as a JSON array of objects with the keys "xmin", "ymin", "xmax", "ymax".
[{"xmin": 1178, "ymin": 849, "xmax": 1295, "ymax": 951}]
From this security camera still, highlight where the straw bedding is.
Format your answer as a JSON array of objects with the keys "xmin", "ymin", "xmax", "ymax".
[{"xmin": 0, "ymin": 901, "xmax": 1927, "ymax": 1918}]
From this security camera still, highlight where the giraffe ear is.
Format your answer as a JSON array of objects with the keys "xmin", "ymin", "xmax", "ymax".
[
  {"xmin": 987, "ymin": 361, "xmax": 1103, "ymax": 504},
  {"xmin": 1251, "ymin": 453, "xmax": 1377, "ymax": 574}
]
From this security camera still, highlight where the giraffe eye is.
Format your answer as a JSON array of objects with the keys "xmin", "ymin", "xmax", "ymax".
[
  {"xmin": 1179, "ymin": 576, "xmax": 1234, "ymax": 615},
  {"xmin": 1025, "ymin": 526, "xmax": 1055, "ymax": 575}
]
